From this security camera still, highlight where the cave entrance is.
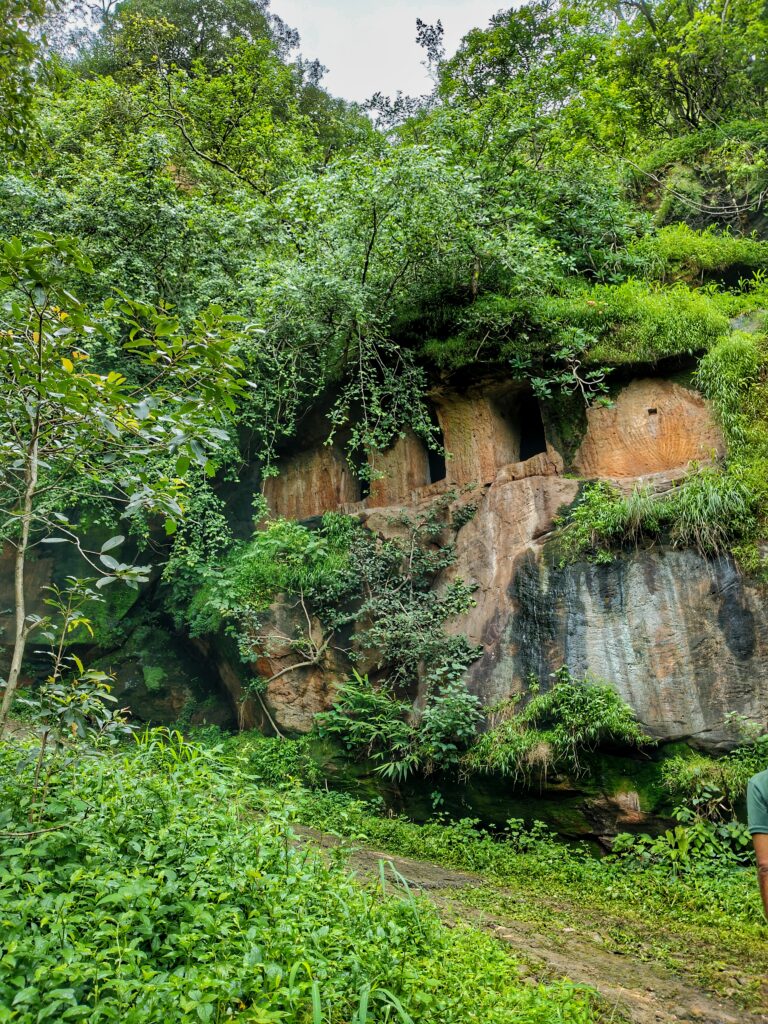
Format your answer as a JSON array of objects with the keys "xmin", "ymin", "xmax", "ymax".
[
  {"xmin": 425, "ymin": 405, "xmax": 447, "ymax": 483},
  {"xmin": 349, "ymin": 447, "xmax": 371, "ymax": 501},
  {"xmin": 517, "ymin": 392, "xmax": 548, "ymax": 462}
]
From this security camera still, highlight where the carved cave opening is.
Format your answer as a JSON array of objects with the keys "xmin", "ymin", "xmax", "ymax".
[
  {"xmin": 489, "ymin": 388, "xmax": 548, "ymax": 465},
  {"xmin": 517, "ymin": 392, "xmax": 548, "ymax": 462}
]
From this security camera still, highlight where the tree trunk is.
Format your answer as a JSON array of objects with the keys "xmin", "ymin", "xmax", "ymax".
[{"xmin": 0, "ymin": 432, "xmax": 38, "ymax": 736}]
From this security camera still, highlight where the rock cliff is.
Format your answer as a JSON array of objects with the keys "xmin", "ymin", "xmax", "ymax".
[
  {"xmin": 5, "ymin": 372, "xmax": 766, "ymax": 758},
  {"xmin": 250, "ymin": 374, "xmax": 767, "ymax": 751}
]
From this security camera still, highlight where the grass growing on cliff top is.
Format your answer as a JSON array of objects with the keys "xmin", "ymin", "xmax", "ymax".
[
  {"xmin": 423, "ymin": 273, "xmax": 732, "ymax": 372},
  {"xmin": 0, "ymin": 729, "xmax": 606, "ymax": 1024}
]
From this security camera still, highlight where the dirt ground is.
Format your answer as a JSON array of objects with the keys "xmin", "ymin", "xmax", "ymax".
[{"xmin": 293, "ymin": 825, "xmax": 768, "ymax": 1024}]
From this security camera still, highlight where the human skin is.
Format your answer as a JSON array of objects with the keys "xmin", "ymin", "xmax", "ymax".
[{"xmin": 753, "ymin": 833, "xmax": 768, "ymax": 919}]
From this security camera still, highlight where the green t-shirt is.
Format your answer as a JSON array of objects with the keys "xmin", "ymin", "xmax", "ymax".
[{"xmin": 747, "ymin": 769, "xmax": 768, "ymax": 835}]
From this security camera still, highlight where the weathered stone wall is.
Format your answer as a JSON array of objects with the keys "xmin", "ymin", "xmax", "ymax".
[
  {"xmin": 263, "ymin": 445, "xmax": 360, "ymax": 519},
  {"xmin": 367, "ymin": 430, "xmax": 431, "ymax": 507},
  {"xmin": 434, "ymin": 388, "xmax": 522, "ymax": 485},
  {"xmin": 504, "ymin": 549, "xmax": 766, "ymax": 750},
  {"xmin": 8, "ymin": 372, "xmax": 758, "ymax": 752},
  {"xmin": 252, "ymin": 375, "xmax": 757, "ymax": 750},
  {"xmin": 573, "ymin": 378, "xmax": 724, "ymax": 478}
]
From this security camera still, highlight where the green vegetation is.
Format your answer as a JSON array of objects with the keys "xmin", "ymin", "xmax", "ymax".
[
  {"xmin": 558, "ymin": 470, "xmax": 758, "ymax": 563},
  {"xmin": 0, "ymin": 730, "xmax": 606, "ymax": 1023},
  {"xmin": 630, "ymin": 224, "xmax": 768, "ymax": 283},
  {"xmin": 180, "ymin": 497, "xmax": 482, "ymax": 774},
  {"xmin": 286, "ymin": 786, "xmax": 768, "ymax": 1007},
  {"xmin": 462, "ymin": 668, "xmax": 652, "ymax": 782},
  {"xmin": 3, "ymin": 0, "xmax": 768, "ymax": 1017}
]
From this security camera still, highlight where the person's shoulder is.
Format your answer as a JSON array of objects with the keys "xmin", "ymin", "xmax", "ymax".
[{"xmin": 748, "ymin": 769, "xmax": 768, "ymax": 795}]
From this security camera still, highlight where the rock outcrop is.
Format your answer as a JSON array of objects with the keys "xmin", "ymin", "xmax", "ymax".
[
  {"xmin": 573, "ymin": 378, "xmax": 724, "ymax": 479},
  {"xmin": 252, "ymin": 375, "xmax": 763, "ymax": 751},
  {"xmin": 7, "ymin": 371, "xmax": 762, "ymax": 757},
  {"xmin": 195, "ymin": 597, "xmax": 346, "ymax": 734}
]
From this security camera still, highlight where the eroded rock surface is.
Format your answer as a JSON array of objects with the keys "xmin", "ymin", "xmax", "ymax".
[
  {"xmin": 264, "ymin": 445, "xmax": 360, "ymax": 520},
  {"xmin": 227, "ymin": 374, "xmax": 764, "ymax": 749},
  {"xmin": 471, "ymin": 547, "xmax": 768, "ymax": 750},
  {"xmin": 573, "ymin": 378, "xmax": 724, "ymax": 478},
  {"xmin": 7, "ymin": 373, "xmax": 761, "ymax": 753}
]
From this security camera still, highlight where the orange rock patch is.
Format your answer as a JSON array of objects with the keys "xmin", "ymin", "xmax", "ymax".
[{"xmin": 574, "ymin": 379, "xmax": 724, "ymax": 478}]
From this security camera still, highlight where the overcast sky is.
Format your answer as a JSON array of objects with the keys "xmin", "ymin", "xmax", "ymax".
[{"xmin": 273, "ymin": 1, "xmax": 505, "ymax": 103}]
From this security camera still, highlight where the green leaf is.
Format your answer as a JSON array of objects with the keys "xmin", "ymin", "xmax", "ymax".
[{"xmin": 100, "ymin": 536, "xmax": 125, "ymax": 554}]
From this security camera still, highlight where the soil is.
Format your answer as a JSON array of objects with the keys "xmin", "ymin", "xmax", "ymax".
[{"xmin": 293, "ymin": 825, "xmax": 768, "ymax": 1024}]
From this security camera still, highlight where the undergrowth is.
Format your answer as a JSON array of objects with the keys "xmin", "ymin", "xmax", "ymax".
[
  {"xmin": 289, "ymin": 788, "xmax": 766, "ymax": 937},
  {"xmin": 0, "ymin": 729, "xmax": 603, "ymax": 1024},
  {"xmin": 462, "ymin": 668, "xmax": 652, "ymax": 782}
]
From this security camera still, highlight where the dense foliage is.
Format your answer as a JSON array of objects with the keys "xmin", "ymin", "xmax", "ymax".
[
  {"xmin": 0, "ymin": 731, "xmax": 605, "ymax": 1023},
  {"xmin": 462, "ymin": 668, "xmax": 652, "ymax": 781},
  {"xmin": 3, "ymin": 3, "xmax": 768, "ymax": 1015}
]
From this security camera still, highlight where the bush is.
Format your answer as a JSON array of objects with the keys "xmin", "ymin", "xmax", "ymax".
[
  {"xmin": 317, "ymin": 672, "xmax": 482, "ymax": 781},
  {"xmin": 185, "ymin": 513, "xmax": 361, "ymax": 638},
  {"xmin": 463, "ymin": 668, "xmax": 652, "ymax": 782},
  {"xmin": 610, "ymin": 812, "xmax": 754, "ymax": 874},
  {"xmin": 558, "ymin": 469, "xmax": 759, "ymax": 562},
  {"xmin": 661, "ymin": 728, "xmax": 768, "ymax": 819},
  {"xmin": 224, "ymin": 732, "xmax": 326, "ymax": 788}
]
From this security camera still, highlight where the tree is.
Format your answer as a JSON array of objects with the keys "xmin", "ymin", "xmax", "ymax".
[
  {"xmin": 0, "ymin": 235, "xmax": 244, "ymax": 732},
  {"xmin": 607, "ymin": 0, "xmax": 768, "ymax": 132},
  {"xmin": 72, "ymin": 0, "xmax": 296, "ymax": 73},
  {"xmin": 0, "ymin": 0, "xmax": 48, "ymax": 152}
]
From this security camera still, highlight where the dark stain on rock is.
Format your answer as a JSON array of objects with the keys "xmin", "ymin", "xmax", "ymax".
[{"xmin": 715, "ymin": 558, "xmax": 756, "ymax": 661}]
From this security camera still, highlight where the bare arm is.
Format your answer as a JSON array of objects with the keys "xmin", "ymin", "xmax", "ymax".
[{"xmin": 753, "ymin": 833, "xmax": 768, "ymax": 920}]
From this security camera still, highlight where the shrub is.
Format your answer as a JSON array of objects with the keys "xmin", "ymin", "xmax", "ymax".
[
  {"xmin": 666, "ymin": 467, "xmax": 757, "ymax": 554},
  {"xmin": 463, "ymin": 668, "xmax": 652, "ymax": 782},
  {"xmin": 225, "ymin": 732, "xmax": 325, "ymax": 788},
  {"xmin": 610, "ymin": 813, "xmax": 754, "ymax": 874},
  {"xmin": 661, "ymin": 728, "xmax": 768, "ymax": 820},
  {"xmin": 317, "ymin": 672, "xmax": 482, "ymax": 781},
  {"xmin": 185, "ymin": 512, "xmax": 361, "ymax": 638},
  {"xmin": 557, "ymin": 481, "xmax": 663, "ymax": 563}
]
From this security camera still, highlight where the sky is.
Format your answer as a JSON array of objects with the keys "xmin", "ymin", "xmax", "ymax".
[{"xmin": 273, "ymin": 1, "xmax": 506, "ymax": 103}]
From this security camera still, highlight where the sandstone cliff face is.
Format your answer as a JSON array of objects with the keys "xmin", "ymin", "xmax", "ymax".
[
  {"xmin": 195, "ymin": 597, "xmax": 346, "ymax": 735},
  {"xmin": 505, "ymin": 549, "xmax": 766, "ymax": 750},
  {"xmin": 249, "ymin": 375, "xmax": 766, "ymax": 752},
  {"xmin": 9, "ymin": 373, "xmax": 758, "ymax": 757},
  {"xmin": 573, "ymin": 378, "xmax": 724, "ymax": 479}
]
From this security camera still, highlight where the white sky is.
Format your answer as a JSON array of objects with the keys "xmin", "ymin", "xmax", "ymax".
[{"xmin": 273, "ymin": 1, "xmax": 506, "ymax": 102}]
